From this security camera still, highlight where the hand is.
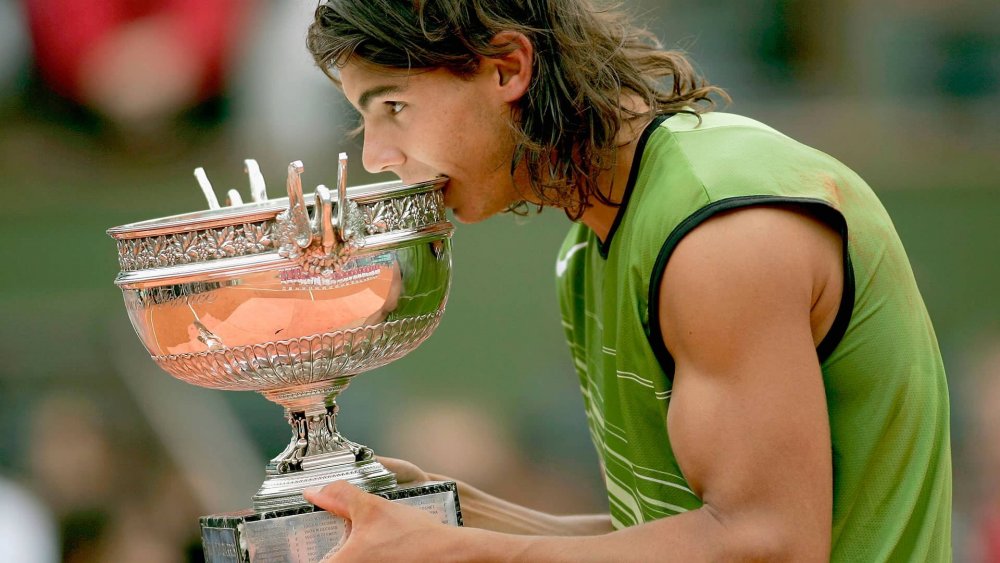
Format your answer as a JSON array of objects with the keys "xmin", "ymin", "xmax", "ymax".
[{"xmin": 304, "ymin": 481, "xmax": 461, "ymax": 562}]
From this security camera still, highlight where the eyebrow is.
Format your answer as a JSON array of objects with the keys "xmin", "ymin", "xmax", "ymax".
[{"xmin": 358, "ymin": 85, "xmax": 405, "ymax": 112}]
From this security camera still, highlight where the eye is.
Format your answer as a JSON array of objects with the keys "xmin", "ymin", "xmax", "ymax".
[{"xmin": 386, "ymin": 101, "xmax": 406, "ymax": 115}]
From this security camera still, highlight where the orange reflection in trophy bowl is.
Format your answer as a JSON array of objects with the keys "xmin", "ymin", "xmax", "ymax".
[
  {"xmin": 134, "ymin": 263, "xmax": 400, "ymax": 357},
  {"xmin": 120, "ymin": 240, "xmax": 449, "ymax": 395}
]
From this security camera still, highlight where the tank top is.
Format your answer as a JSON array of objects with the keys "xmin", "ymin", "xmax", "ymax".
[{"xmin": 556, "ymin": 111, "xmax": 952, "ymax": 561}]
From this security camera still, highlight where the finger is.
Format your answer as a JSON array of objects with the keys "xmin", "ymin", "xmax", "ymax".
[
  {"xmin": 376, "ymin": 456, "xmax": 427, "ymax": 483},
  {"xmin": 303, "ymin": 480, "xmax": 368, "ymax": 520}
]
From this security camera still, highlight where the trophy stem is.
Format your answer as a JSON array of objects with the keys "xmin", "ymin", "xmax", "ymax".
[
  {"xmin": 270, "ymin": 402, "xmax": 372, "ymax": 474},
  {"xmin": 250, "ymin": 381, "xmax": 396, "ymax": 511}
]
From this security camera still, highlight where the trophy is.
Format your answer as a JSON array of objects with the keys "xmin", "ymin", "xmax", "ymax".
[{"xmin": 108, "ymin": 155, "xmax": 460, "ymax": 562}]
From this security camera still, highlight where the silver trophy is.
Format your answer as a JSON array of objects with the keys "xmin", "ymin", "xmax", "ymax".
[{"xmin": 108, "ymin": 156, "xmax": 460, "ymax": 562}]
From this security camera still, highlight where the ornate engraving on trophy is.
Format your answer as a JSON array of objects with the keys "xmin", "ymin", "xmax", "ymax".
[
  {"xmin": 117, "ymin": 222, "xmax": 275, "ymax": 271},
  {"xmin": 362, "ymin": 190, "xmax": 445, "ymax": 234}
]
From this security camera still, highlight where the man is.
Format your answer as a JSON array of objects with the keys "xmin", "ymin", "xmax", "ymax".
[{"xmin": 302, "ymin": 0, "xmax": 952, "ymax": 560}]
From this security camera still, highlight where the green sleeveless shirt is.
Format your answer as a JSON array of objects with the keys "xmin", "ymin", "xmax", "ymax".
[{"xmin": 556, "ymin": 112, "xmax": 952, "ymax": 560}]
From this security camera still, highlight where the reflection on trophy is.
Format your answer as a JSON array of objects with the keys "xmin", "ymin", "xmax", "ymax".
[{"xmin": 108, "ymin": 155, "xmax": 460, "ymax": 562}]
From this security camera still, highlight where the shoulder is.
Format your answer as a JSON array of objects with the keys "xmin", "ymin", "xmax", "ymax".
[
  {"xmin": 661, "ymin": 111, "xmax": 788, "ymax": 137},
  {"xmin": 659, "ymin": 205, "xmax": 841, "ymax": 369},
  {"xmin": 628, "ymin": 111, "xmax": 827, "ymax": 215},
  {"xmin": 649, "ymin": 111, "xmax": 819, "ymax": 181}
]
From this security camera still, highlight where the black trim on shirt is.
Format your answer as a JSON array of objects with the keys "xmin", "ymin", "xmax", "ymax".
[
  {"xmin": 645, "ymin": 196, "xmax": 857, "ymax": 381},
  {"xmin": 598, "ymin": 113, "xmax": 675, "ymax": 259}
]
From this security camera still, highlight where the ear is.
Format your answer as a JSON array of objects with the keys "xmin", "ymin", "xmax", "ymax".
[{"xmin": 489, "ymin": 31, "xmax": 533, "ymax": 103}]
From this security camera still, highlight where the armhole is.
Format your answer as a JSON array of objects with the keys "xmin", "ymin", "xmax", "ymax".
[{"xmin": 645, "ymin": 196, "xmax": 856, "ymax": 382}]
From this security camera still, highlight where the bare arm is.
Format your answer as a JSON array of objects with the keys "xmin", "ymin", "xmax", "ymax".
[
  {"xmin": 449, "ymin": 479, "xmax": 613, "ymax": 536},
  {"xmin": 657, "ymin": 206, "xmax": 836, "ymax": 558},
  {"xmin": 309, "ymin": 206, "xmax": 839, "ymax": 562},
  {"xmin": 380, "ymin": 456, "xmax": 613, "ymax": 536},
  {"xmin": 484, "ymin": 206, "xmax": 839, "ymax": 560}
]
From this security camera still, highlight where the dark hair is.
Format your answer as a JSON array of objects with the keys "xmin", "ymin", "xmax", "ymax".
[{"xmin": 308, "ymin": 0, "xmax": 726, "ymax": 219}]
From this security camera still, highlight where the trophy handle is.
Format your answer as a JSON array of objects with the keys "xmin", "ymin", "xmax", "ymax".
[
  {"xmin": 244, "ymin": 158, "xmax": 268, "ymax": 202},
  {"xmin": 337, "ymin": 152, "xmax": 350, "ymax": 241},
  {"xmin": 275, "ymin": 156, "xmax": 366, "ymax": 276}
]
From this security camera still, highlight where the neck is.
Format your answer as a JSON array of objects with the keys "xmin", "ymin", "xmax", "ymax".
[{"xmin": 578, "ymin": 107, "xmax": 652, "ymax": 243}]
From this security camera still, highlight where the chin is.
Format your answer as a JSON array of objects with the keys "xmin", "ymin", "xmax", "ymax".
[
  {"xmin": 449, "ymin": 209, "xmax": 477, "ymax": 224},
  {"xmin": 449, "ymin": 205, "xmax": 492, "ymax": 225}
]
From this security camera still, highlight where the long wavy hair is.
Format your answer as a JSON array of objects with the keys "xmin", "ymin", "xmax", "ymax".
[{"xmin": 308, "ymin": 0, "xmax": 726, "ymax": 218}]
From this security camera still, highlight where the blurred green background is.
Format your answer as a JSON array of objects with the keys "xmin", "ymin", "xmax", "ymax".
[{"xmin": 0, "ymin": 0, "xmax": 997, "ymax": 561}]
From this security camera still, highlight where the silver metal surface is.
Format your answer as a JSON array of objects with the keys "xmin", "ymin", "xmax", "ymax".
[
  {"xmin": 242, "ymin": 489, "xmax": 458, "ymax": 560},
  {"xmin": 226, "ymin": 189, "xmax": 243, "ymax": 206},
  {"xmin": 195, "ymin": 167, "xmax": 221, "ymax": 210},
  {"xmin": 110, "ymin": 159, "xmax": 453, "ymax": 511},
  {"xmin": 244, "ymin": 159, "xmax": 268, "ymax": 203},
  {"xmin": 337, "ymin": 153, "xmax": 348, "ymax": 242}
]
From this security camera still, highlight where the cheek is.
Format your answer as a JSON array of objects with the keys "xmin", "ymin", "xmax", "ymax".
[
  {"xmin": 454, "ymin": 94, "xmax": 509, "ymax": 156},
  {"xmin": 423, "ymin": 93, "xmax": 513, "ymax": 181}
]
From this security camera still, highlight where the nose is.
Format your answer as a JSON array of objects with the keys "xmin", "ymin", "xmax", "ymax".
[{"xmin": 361, "ymin": 130, "xmax": 405, "ymax": 174}]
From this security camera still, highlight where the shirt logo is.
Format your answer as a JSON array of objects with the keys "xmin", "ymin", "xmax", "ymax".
[{"xmin": 556, "ymin": 242, "xmax": 589, "ymax": 277}]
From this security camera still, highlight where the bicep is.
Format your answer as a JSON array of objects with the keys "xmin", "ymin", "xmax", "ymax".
[{"xmin": 659, "ymin": 207, "xmax": 835, "ymax": 558}]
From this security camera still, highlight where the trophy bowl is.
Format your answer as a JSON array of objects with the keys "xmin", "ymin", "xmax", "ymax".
[{"xmin": 108, "ymin": 157, "xmax": 453, "ymax": 514}]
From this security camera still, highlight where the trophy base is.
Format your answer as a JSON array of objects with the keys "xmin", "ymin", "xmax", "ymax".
[{"xmin": 200, "ymin": 481, "xmax": 462, "ymax": 563}]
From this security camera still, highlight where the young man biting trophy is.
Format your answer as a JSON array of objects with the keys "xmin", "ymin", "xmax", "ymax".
[{"xmin": 302, "ymin": 0, "xmax": 953, "ymax": 560}]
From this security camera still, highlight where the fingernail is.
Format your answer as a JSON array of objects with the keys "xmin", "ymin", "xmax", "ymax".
[{"xmin": 303, "ymin": 486, "xmax": 321, "ymax": 499}]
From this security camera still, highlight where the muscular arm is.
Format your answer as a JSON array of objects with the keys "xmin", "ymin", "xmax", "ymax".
[
  {"xmin": 487, "ymin": 206, "xmax": 839, "ymax": 560},
  {"xmin": 311, "ymin": 206, "xmax": 841, "ymax": 562},
  {"xmin": 657, "ymin": 206, "xmax": 837, "ymax": 559}
]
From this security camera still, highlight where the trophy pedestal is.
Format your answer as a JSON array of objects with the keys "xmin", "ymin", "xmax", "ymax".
[{"xmin": 200, "ymin": 481, "xmax": 462, "ymax": 563}]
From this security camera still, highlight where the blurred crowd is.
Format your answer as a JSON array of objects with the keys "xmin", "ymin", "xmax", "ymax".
[{"xmin": 0, "ymin": 0, "xmax": 997, "ymax": 561}]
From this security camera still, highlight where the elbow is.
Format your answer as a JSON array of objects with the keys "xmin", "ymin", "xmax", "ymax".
[
  {"xmin": 735, "ymin": 529, "xmax": 830, "ymax": 562},
  {"xmin": 704, "ymin": 504, "xmax": 831, "ymax": 562}
]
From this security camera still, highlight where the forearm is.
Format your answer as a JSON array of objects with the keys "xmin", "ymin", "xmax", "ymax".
[
  {"xmin": 453, "ymin": 504, "xmax": 820, "ymax": 563},
  {"xmin": 440, "ymin": 476, "xmax": 611, "ymax": 536},
  {"xmin": 511, "ymin": 509, "xmax": 725, "ymax": 562},
  {"xmin": 456, "ymin": 506, "xmax": 736, "ymax": 563}
]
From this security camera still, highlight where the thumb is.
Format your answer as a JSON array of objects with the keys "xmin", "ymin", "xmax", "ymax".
[
  {"xmin": 303, "ymin": 481, "xmax": 368, "ymax": 520},
  {"xmin": 376, "ymin": 456, "xmax": 428, "ymax": 484}
]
